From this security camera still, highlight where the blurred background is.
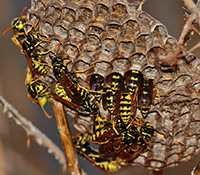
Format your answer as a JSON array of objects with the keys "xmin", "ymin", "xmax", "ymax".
[{"xmin": 0, "ymin": 0, "xmax": 199, "ymax": 175}]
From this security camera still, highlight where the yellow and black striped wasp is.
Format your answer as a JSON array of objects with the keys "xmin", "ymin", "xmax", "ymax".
[
  {"xmin": 3, "ymin": 7, "xmax": 53, "ymax": 78},
  {"xmin": 102, "ymin": 87, "xmax": 119, "ymax": 115},
  {"xmin": 125, "ymin": 70, "xmax": 161, "ymax": 118},
  {"xmin": 21, "ymin": 19, "xmax": 56, "ymax": 77},
  {"xmin": 52, "ymin": 56, "xmax": 100, "ymax": 114},
  {"xmin": 98, "ymin": 124, "xmax": 139, "ymax": 159},
  {"xmin": 124, "ymin": 70, "xmax": 142, "ymax": 101},
  {"xmin": 137, "ymin": 77, "xmax": 161, "ymax": 118},
  {"xmin": 102, "ymin": 73, "xmax": 124, "ymax": 116},
  {"xmin": 103, "ymin": 73, "xmax": 124, "ymax": 107},
  {"xmin": 74, "ymin": 133, "xmax": 121, "ymax": 174},
  {"xmin": 25, "ymin": 67, "xmax": 52, "ymax": 118},
  {"xmin": 90, "ymin": 83, "xmax": 138, "ymax": 144},
  {"xmin": 106, "ymin": 73, "xmax": 124, "ymax": 94},
  {"xmin": 89, "ymin": 116, "xmax": 132, "ymax": 145},
  {"xmin": 89, "ymin": 113, "xmax": 115, "ymax": 145},
  {"xmin": 51, "ymin": 82, "xmax": 84, "ymax": 111},
  {"xmin": 115, "ymin": 122, "xmax": 156, "ymax": 162},
  {"xmin": 3, "ymin": 6, "xmax": 27, "ymax": 48},
  {"xmin": 137, "ymin": 78, "xmax": 154, "ymax": 118},
  {"xmin": 101, "ymin": 84, "xmax": 137, "ymax": 136},
  {"xmin": 3, "ymin": 6, "xmax": 48, "ymax": 56},
  {"xmin": 116, "ymin": 85, "xmax": 137, "ymax": 127},
  {"xmin": 89, "ymin": 122, "xmax": 115, "ymax": 145}
]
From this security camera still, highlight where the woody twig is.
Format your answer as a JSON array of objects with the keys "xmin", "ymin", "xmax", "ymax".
[{"xmin": 50, "ymin": 99, "xmax": 83, "ymax": 175}]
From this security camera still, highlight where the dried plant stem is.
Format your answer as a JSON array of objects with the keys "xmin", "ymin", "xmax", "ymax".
[
  {"xmin": 179, "ymin": 0, "xmax": 200, "ymax": 44},
  {"xmin": 50, "ymin": 99, "xmax": 82, "ymax": 175},
  {"xmin": 175, "ymin": 0, "xmax": 200, "ymax": 57},
  {"xmin": 178, "ymin": 14, "xmax": 196, "ymax": 46},
  {"xmin": 183, "ymin": 0, "xmax": 200, "ymax": 24},
  {"xmin": 0, "ymin": 96, "xmax": 66, "ymax": 170}
]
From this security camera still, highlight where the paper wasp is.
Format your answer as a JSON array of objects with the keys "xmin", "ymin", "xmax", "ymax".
[
  {"xmin": 3, "ymin": 7, "xmax": 50, "ymax": 56},
  {"xmin": 74, "ymin": 133, "xmax": 121, "ymax": 173},
  {"xmin": 25, "ymin": 68, "xmax": 52, "ymax": 118},
  {"xmin": 89, "ymin": 117, "xmax": 131, "ymax": 145},
  {"xmin": 137, "ymin": 78, "xmax": 154, "ymax": 118},
  {"xmin": 20, "ymin": 19, "xmax": 57, "ymax": 77},
  {"xmin": 125, "ymin": 70, "xmax": 160, "ymax": 118},
  {"xmin": 106, "ymin": 73, "xmax": 124, "ymax": 94},
  {"xmin": 102, "ymin": 73, "xmax": 124, "ymax": 120},
  {"xmin": 52, "ymin": 56, "xmax": 102, "ymax": 114},
  {"xmin": 51, "ymin": 83, "xmax": 84, "ymax": 111},
  {"xmin": 124, "ymin": 70, "xmax": 142, "ymax": 101},
  {"xmin": 89, "ymin": 122, "xmax": 116, "ymax": 145},
  {"xmin": 103, "ymin": 73, "xmax": 124, "ymax": 112},
  {"xmin": 99, "ymin": 124, "xmax": 139, "ymax": 159},
  {"xmin": 115, "ymin": 122, "xmax": 156, "ymax": 162},
  {"xmin": 102, "ymin": 85, "xmax": 136, "ymax": 136},
  {"xmin": 3, "ymin": 6, "xmax": 27, "ymax": 48},
  {"xmin": 102, "ymin": 88, "xmax": 118, "ymax": 115},
  {"xmin": 3, "ymin": 7, "xmax": 54, "ymax": 77},
  {"xmin": 117, "ymin": 85, "xmax": 137, "ymax": 126}
]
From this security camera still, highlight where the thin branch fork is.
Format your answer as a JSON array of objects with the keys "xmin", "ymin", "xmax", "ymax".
[
  {"xmin": 163, "ymin": 0, "xmax": 200, "ymax": 62},
  {"xmin": 178, "ymin": 0, "xmax": 200, "ymax": 55},
  {"xmin": 183, "ymin": 0, "xmax": 200, "ymax": 25},
  {"xmin": 0, "ymin": 96, "xmax": 66, "ymax": 170}
]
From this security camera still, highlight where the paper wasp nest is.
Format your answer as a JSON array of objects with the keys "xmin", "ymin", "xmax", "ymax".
[{"xmin": 25, "ymin": 0, "xmax": 200, "ymax": 171}]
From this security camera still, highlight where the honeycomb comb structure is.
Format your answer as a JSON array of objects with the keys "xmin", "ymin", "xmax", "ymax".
[{"xmin": 24, "ymin": 0, "xmax": 200, "ymax": 171}]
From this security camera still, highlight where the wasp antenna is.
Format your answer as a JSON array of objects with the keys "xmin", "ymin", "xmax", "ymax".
[
  {"xmin": 2, "ymin": 26, "xmax": 13, "ymax": 36},
  {"xmin": 74, "ymin": 132, "xmax": 83, "ymax": 139},
  {"xmin": 26, "ymin": 19, "xmax": 39, "ymax": 35},
  {"xmin": 57, "ymin": 40, "xmax": 63, "ymax": 53},
  {"xmin": 33, "ymin": 19, "xmax": 39, "ymax": 29},
  {"xmin": 20, "ymin": 6, "xmax": 27, "ymax": 17},
  {"xmin": 2, "ymin": 6, "xmax": 27, "ymax": 36}
]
